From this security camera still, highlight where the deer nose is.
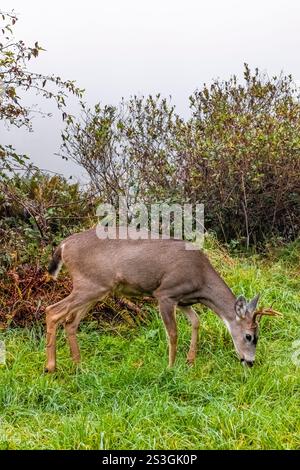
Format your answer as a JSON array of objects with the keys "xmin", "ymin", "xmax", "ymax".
[{"xmin": 240, "ymin": 359, "xmax": 254, "ymax": 367}]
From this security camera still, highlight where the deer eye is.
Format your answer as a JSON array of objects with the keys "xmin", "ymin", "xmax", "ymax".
[{"xmin": 245, "ymin": 334, "xmax": 252, "ymax": 342}]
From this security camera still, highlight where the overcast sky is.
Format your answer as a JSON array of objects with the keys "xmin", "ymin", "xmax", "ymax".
[{"xmin": 2, "ymin": 0, "xmax": 300, "ymax": 180}]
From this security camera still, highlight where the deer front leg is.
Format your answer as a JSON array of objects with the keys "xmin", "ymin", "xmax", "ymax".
[
  {"xmin": 180, "ymin": 306, "xmax": 199, "ymax": 365},
  {"xmin": 158, "ymin": 297, "xmax": 178, "ymax": 367}
]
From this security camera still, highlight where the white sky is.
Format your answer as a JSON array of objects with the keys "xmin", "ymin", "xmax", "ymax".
[{"xmin": 1, "ymin": 0, "xmax": 300, "ymax": 180}]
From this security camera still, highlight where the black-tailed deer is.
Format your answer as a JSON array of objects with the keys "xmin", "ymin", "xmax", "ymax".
[{"xmin": 45, "ymin": 227, "xmax": 277, "ymax": 372}]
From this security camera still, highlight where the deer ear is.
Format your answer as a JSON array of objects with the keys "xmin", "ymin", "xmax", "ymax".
[
  {"xmin": 235, "ymin": 295, "xmax": 247, "ymax": 319},
  {"xmin": 247, "ymin": 294, "xmax": 260, "ymax": 314}
]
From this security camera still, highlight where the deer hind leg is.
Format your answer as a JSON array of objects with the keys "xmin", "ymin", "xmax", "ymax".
[
  {"xmin": 45, "ymin": 288, "xmax": 106, "ymax": 372},
  {"xmin": 45, "ymin": 294, "xmax": 75, "ymax": 373},
  {"xmin": 179, "ymin": 306, "xmax": 199, "ymax": 365},
  {"xmin": 157, "ymin": 297, "xmax": 178, "ymax": 367},
  {"xmin": 64, "ymin": 300, "xmax": 95, "ymax": 364}
]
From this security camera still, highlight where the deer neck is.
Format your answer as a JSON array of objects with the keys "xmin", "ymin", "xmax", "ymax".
[{"xmin": 200, "ymin": 268, "xmax": 236, "ymax": 324}]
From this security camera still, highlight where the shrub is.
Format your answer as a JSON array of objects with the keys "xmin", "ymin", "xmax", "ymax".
[
  {"xmin": 0, "ymin": 171, "xmax": 98, "ymax": 271},
  {"xmin": 61, "ymin": 66, "xmax": 300, "ymax": 247},
  {"xmin": 184, "ymin": 65, "xmax": 300, "ymax": 246}
]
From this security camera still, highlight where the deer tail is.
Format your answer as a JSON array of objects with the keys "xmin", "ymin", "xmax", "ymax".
[{"xmin": 48, "ymin": 244, "xmax": 64, "ymax": 279}]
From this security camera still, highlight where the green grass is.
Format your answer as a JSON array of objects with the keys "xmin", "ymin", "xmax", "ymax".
[{"xmin": 0, "ymin": 241, "xmax": 299, "ymax": 450}]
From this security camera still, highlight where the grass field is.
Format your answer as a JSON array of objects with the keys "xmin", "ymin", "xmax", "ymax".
[{"xmin": 0, "ymin": 240, "xmax": 299, "ymax": 450}]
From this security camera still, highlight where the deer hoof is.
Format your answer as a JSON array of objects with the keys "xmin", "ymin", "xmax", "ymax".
[
  {"xmin": 186, "ymin": 355, "xmax": 196, "ymax": 366},
  {"xmin": 44, "ymin": 365, "xmax": 56, "ymax": 373}
]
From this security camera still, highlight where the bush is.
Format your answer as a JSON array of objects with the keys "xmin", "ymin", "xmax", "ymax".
[
  {"xmin": 184, "ymin": 65, "xmax": 300, "ymax": 246},
  {"xmin": 61, "ymin": 65, "xmax": 300, "ymax": 247},
  {"xmin": 0, "ymin": 171, "xmax": 98, "ymax": 271}
]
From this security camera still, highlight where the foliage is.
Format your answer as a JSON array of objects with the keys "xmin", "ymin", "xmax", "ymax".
[
  {"xmin": 0, "ymin": 172, "xmax": 98, "ymax": 271},
  {"xmin": 61, "ymin": 66, "xmax": 300, "ymax": 247},
  {"xmin": 185, "ymin": 65, "xmax": 300, "ymax": 246},
  {"xmin": 60, "ymin": 96, "xmax": 179, "ymax": 208},
  {"xmin": 0, "ymin": 11, "xmax": 83, "ymax": 177}
]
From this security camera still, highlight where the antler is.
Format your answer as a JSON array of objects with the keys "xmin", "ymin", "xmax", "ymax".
[{"xmin": 253, "ymin": 307, "xmax": 283, "ymax": 323}]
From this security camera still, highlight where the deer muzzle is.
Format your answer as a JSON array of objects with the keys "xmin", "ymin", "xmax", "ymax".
[{"xmin": 240, "ymin": 358, "xmax": 255, "ymax": 367}]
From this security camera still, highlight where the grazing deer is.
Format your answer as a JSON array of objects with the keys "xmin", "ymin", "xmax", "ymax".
[{"xmin": 45, "ymin": 227, "xmax": 274, "ymax": 372}]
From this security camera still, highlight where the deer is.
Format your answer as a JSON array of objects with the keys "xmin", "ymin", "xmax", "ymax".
[{"xmin": 44, "ymin": 226, "xmax": 278, "ymax": 373}]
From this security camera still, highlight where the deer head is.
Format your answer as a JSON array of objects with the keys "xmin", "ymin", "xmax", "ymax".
[{"xmin": 228, "ymin": 295, "xmax": 282, "ymax": 367}]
